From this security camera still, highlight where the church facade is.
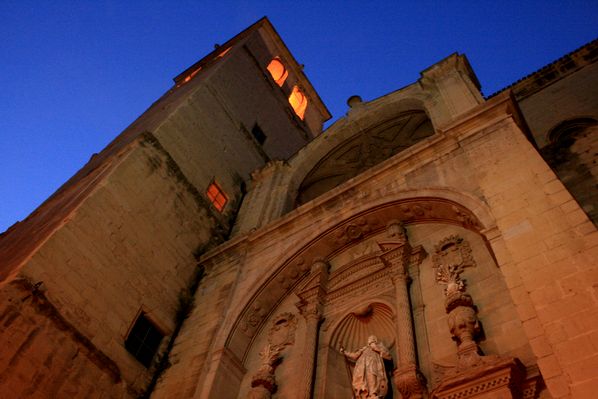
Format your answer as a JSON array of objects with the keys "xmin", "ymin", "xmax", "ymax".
[{"xmin": 0, "ymin": 18, "xmax": 597, "ymax": 398}]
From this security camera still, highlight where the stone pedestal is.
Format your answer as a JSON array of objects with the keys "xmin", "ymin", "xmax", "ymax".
[{"xmin": 431, "ymin": 357, "xmax": 525, "ymax": 399}]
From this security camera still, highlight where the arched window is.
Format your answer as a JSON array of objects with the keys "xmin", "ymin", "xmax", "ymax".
[
  {"xmin": 296, "ymin": 111, "xmax": 434, "ymax": 205},
  {"xmin": 266, "ymin": 58, "xmax": 288, "ymax": 86},
  {"xmin": 288, "ymin": 85, "xmax": 308, "ymax": 120}
]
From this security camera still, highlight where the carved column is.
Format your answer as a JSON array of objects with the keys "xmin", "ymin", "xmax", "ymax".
[
  {"xmin": 296, "ymin": 258, "xmax": 329, "ymax": 399},
  {"xmin": 386, "ymin": 221, "xmax": 427, "ymax": 399}
]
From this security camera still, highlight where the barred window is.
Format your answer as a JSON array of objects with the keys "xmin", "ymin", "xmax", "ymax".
[{"xmin": 125, "ymin": 313, "xmax": 163, "ymax": 368}]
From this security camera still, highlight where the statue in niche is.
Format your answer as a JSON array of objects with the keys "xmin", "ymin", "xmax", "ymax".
[{"xmin": 341, "ymin": 335, "xmax": 392, "ymax": 398}]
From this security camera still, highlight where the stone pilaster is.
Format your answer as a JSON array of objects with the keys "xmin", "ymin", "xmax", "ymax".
[
  {"xmin": 385, "ymin": 221, "xmax": 427, "ymax": 398},
  {"xmin": 296, "ymin": 258, "xmax": 329, "ymax": 399}
]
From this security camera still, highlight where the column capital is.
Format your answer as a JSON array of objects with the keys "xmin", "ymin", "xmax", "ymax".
[
  {"xmin": 299, "ymin": 300, "xmax": 323, "ymax": 321},
  {"xmin": 391, "ymin": 270, "xmax": 410, "ymax": 284},
  {"xmin": 386, "ymin": 219, "xmax": 408, "ymax": 244}
]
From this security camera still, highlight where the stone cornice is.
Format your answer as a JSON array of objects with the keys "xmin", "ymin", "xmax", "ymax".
[{"xmin": 488, "ymin": 37, "xmax": 598, "ymax": 100}]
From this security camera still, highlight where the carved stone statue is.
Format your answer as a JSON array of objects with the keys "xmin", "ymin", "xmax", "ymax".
[{"xmin": 341, "ymin": 335, "xmax": 392, "ymax": 398}]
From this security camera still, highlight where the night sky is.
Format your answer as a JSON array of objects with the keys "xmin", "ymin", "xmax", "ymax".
[{"xmin": 1, "ymin": 1, "xmax": 597, "ymax": 232}]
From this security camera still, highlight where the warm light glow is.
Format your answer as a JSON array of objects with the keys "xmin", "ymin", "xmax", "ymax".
[
  {"xmin": 266, "ymin": 58, "xmax": 288, "ymax": 86},
  {"xmin": 217, "ymin": 47, "xmax": 232, "ymax": 58},
  {"xmin": 206, "ymin": 181, "xmax": 228, "ymax": 212},
  {"xmin": 288, "ymin": 86, "xmax": 307, "ymax": 120},
  {"xmin": 183, "ymin": 67, "xmax": 202, "ymax": 84}
]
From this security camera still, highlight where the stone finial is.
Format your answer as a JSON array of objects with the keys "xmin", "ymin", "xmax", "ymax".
[{"xmin": 347, "ymin": 95, "xmax": 363, "ymax": 108}]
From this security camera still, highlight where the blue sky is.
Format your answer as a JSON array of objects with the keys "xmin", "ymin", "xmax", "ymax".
[{"xmin": 1, "ymin": 1, "xmax": 597, "ymax": 232}]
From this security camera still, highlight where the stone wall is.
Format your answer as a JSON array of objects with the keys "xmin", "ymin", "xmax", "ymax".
[
  {"xmin": 0, "ymin": 279, "xmax": 129, "ymax": 398},
  {"xmin": 1, "ymin": 138, "xmax": 218, "ymax": 395}
]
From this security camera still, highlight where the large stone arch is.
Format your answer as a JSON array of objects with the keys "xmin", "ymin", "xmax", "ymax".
[{"xmin": 224, "ymin": 190, "xmax": 497, "ymax": 365}]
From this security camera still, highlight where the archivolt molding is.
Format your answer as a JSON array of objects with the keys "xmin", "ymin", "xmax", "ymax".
[{"xmin": 223, "ymin": 194, "xmax": 494, "ymax": 364}]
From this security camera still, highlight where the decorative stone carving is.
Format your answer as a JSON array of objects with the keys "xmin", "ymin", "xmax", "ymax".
[
  {"xmin": 341, "ymin": 335, "xmax": 392, "ymax": 399},
  {"xmin": 249, "ymin": 344, "xmax": 282, "ymax": 396},
  {"xmin": 241, "ymin": 302, "xmax": 269, "ymax": 334},
  {"xmin": 246, "ymin": 385, "xmax": 271, "ymax": 399},
  {"xmin": 380, "ymin": 221, "xmax": 428, "ymax": 399},
  {"xmin": 401, "ymin": 203, "xmax": 432, "ymax": 218},
  {"xmin": 452, "ymin": 205, "xmax": 482, "ymax": 229},
  {"xmin": 430, "ymin": 357, "xmax": 526, "ymax": 399},
  {"xmin": 296, "ymin": 259, "xmax": 329, "ymax": 399},
  {"xmin": 229, "ymin": 200, "xmax": 485, "ymax": 364},
  {"xmin": 430, "ymin": 235, "xmax": 527, "ymax": 399},
  {"xmin": 330, "ymin": 303, "xmax": 396, "ymax": 353},
  {"xmin": 386, "ymin": 219, "xmax": 407, "ymax": 244},
  {"xmin": 432, "ymin": 236, "xmax": 486, "ymax": 369},
  {"xmin": 333, "ymin": 217, "xmax": 372, "ymax": 245},
  {"xmin": 393, "ymin": 364, "xmax": 427, "ymax": 399},
  {"xmin": 268, "ymin": 312, "xmax": 297, "ymax": 348},
  {"xmin": 432, "ymin": 235, "xmax": 476, "ymax": 280},
  {"xmin": 247, "ymin": 313, "xmax": 298, "ymax": 398}
]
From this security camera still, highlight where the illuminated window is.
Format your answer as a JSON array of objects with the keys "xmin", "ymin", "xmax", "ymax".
[
  {"xmin": 125, "ymin": 313, "xmax": 163, "ymax": 368},
  {"xmin": 206, "ymin": 181, "xmax": 228, "ymax": 212},
  {"xmin": 288, "ymin": 86, "xmax": 308, "ymax": 120},
  {"xmin": 267, "ymin": 58, "xmax": 288, "ymax": 86}
]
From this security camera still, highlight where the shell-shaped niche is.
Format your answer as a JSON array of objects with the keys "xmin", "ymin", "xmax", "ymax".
[{"xmin": 330, "ymin": 302, "xmax": 395, "ymax": 352}]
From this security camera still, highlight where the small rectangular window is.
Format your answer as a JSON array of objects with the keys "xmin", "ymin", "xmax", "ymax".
[
  {"xmin": 206, "ymin": 181, "xmax": 228, "ymax": 212},
  {"xmin": 125, "ymin": 313, "xmax": 163, "ymax": 368},
  {"xmin": 252, "ymin": 124, "xmax": 267, "ymax": 145}
]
